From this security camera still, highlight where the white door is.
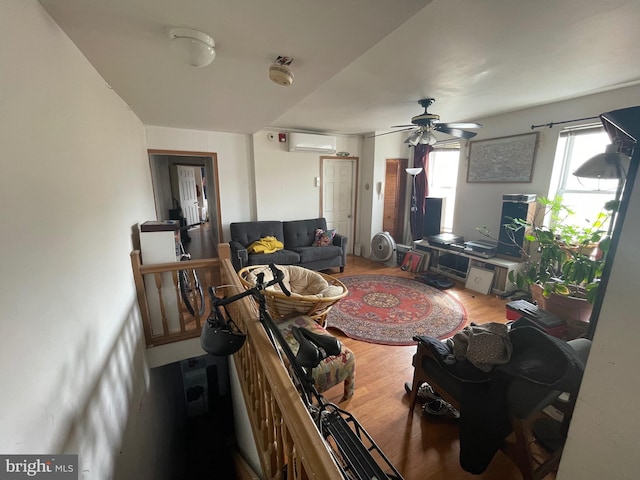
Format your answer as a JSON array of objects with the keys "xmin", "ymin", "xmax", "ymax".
[
  {"xmin": 322, "ymin": 159, "xmax": 355, "ymax": 253},
  {"xmin": 177, "ymin": 165, "xmax": 200, "ymax": 226}
]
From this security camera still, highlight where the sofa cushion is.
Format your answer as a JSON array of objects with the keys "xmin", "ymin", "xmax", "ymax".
[
  {"xmin": 230, "ymin": 221, "xmax": 284, "ymax": 247},
  {"xmin": 295, "ymin": 245, "xmax": 343, "ymax": 264},
  {"xmin": 283, "ymin": 218, "xmax": 328, "ymax": 249},
  {"xmin": 247, "ymin": 236, "xmax": 284, "ymax": 254},
  {"xmin": 247, "ymin": 249, "xmax": 300, "ymax": 266}
]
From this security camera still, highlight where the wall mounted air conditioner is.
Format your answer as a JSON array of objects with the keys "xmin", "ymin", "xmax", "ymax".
[{"xmin": 288, "ymin": 132, "xmax": 337, "ymax": 154}]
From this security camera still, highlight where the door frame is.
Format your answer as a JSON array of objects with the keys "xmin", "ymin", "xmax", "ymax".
[
  {"xmin": 147, "ymin": 149, "xmax": 223, "ymax": 247},
  {"xmin": 320, "ymin": 156, "xmax": 359, "ymax": 255},
  {"xmin": 383, "ymin": 158, "xmax": 409, "ymax": 243}
]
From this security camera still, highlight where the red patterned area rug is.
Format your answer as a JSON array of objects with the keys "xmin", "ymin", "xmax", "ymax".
[{"xmin": 326, "ymin": 275, "xmax": 467, "ymax": 346}]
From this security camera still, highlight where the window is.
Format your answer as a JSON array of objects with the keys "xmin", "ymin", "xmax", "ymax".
[
  {"xmin": 553, "ymin": 126, "xmax": 616, "ymax": 230},
  {"xmin": 428, "ymin": 147, "xmax": 460, "ymax": 232}
]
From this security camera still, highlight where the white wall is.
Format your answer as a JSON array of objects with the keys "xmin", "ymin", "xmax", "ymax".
[
  {"xmin": 359, "ymin": 133, "xmax": 409, "ymax": 257},
  {"xmin": 252, "ymin": 131, "xmax": 361, "ymax": 221},
  {"xmin": 0, "ymin": 2, "xmax": 176, "ymax": 478},
  {"xmin": 253, "ymin": 131, "xmax": 322, "ymax": 220}
]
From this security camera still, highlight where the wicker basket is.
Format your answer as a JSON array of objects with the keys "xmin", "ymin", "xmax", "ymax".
[{"xmin": 238, "ymin": 265, "xmax": 348, "ymax": 324}]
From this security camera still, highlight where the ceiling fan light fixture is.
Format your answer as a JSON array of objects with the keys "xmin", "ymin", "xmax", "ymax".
[
  {"xmin": 375, "ymin": 98, "xmax": 482, "ymax": 142},
  {"xmin": 418, "ymin": 131, "xmax": 438, "ymax": 145},
  {"xmin": 168, "ymin": 27, "xmax": 215, "ymax": 67},
  {"xmin": 404, "ymin": 130, "xmax": 422, "ymax": 146},
  {"xmin": 404, "ymin": 129, "xmax": 437, "ymax": 146}
]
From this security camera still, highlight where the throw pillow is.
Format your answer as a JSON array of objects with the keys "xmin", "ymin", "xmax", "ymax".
[{"xmin": 313, "ymin": 228, "xmax": 336, "ymax": 247}]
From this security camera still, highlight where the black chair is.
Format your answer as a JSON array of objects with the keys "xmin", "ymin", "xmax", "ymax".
[{"xmin": 409, "ymin": 327, "xmax": 590, "ymax": 480}]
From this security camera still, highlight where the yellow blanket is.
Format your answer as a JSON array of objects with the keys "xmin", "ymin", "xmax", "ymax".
[{"xmin": 247, "ymin": 236, "xmax": 284, "ymax": 254}]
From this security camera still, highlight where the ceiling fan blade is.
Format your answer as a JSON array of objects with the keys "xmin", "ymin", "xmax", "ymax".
[
  {"xmin": 436, "ymin": 121, "xmax": 482, "ymax": 129},
  {"xmin": 377, "ymin": 99, "xmax": 481, "ymax": 140},
  {"xmin": 366, "ymin": 127, "xmax": 415, "ymax": 138},
  {"xmin": 434, "ymin": 125, "xmax": 478, "ymax": 140}
]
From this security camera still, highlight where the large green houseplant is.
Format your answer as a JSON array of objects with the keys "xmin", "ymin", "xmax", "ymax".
[{"xmin": 479, "ymin": 196, "xmax": 616, "ymax": 323}]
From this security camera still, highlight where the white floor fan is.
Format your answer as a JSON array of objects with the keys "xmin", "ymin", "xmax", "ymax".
[{"xmin": 370, "ymin": 232, "xmax": 397, "ymax": 266}]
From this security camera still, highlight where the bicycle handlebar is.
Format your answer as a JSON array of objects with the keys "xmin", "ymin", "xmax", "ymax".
[
  {"xmin": 269, "ymin": 263, "xmax": 291, "ymax": 296},
  {"xmin": 209, "ymin": 263, "xmax": 290, "ymax": 310}
]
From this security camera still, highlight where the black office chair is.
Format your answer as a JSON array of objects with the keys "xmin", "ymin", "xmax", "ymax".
[{"xmin": 409, "ymin": 326, "xmax": 590, "ymax": 480}]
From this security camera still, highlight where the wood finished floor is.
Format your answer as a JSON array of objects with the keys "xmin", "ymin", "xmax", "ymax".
[
  {"xmin": 320, "ymin": 256, "xmax": 530, "ymax": 480},
  {"xmin": 182, "ymin": 222, "xmax": 217, "ymax": 260},
  {"xmin": 185, "ymin": 228, "xmax": 551, "ymax": 479}
]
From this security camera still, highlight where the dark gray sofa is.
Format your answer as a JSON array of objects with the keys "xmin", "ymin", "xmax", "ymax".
[{"xmin": 229, "ymin": 218, "xmax": 347, "ymax": 272}]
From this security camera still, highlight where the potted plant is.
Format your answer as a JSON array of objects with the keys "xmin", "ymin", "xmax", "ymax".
[{"xmin": 478, "ymin": 196, "xmax": 617, "ymax": 330}]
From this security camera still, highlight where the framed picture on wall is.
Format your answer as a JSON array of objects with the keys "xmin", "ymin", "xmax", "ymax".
[{"xmin": 467, "ymin": 132, "xmax": 538, "ymax": 183}]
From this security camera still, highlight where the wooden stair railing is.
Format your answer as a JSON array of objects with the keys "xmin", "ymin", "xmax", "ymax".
[
  {"xmin": 130, "ymin": 250, "xmax": 220, "ymax": 347},
  {"xmin": 131, "ymin": 244, "xmax": 343, "ymax": 478},
  {"xmin": 217, "ymin": 253, "xmax": 343, "ymax": 480}
]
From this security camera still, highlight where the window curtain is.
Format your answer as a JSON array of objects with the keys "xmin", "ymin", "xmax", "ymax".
[{"xmin": 410, "ymin": 144, "xmax": 432, "ymax": 240}]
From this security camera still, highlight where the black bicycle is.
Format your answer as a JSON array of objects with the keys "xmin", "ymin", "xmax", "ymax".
[
  {"xmin": 202, "ymin": 264, "xmax": 403, "ymax": 480},
  {"xmin": 177, "ymin": 238, "xmax": 204, "ymax": 317}
]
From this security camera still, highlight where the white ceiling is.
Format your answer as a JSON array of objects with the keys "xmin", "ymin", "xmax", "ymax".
[{"xmin": 39, "ymin": 0, "xmax": 640, "ymax": 138}]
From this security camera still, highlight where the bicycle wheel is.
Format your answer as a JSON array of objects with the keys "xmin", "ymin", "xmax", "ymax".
[{"xmin": 179, "ymin": 268, "xmax": 204, "ymax": 316}]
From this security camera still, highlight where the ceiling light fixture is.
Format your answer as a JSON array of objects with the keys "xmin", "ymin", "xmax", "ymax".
[
  {"xmin": 404, "ymin": 131, "xmax": 421, "ymax": 146},
  {"xmin": 269, "ymin": 56, "xmax": 294, "ymax": 86},
  {"xmin": 419, "ymin": 132, "xmax": 438, "ymax": 145},
  {"xmin": 404, "ymin": 129, "xmax": 437, "ymax": 146},
  {"xmin": 167, "ymin": 27, "xmax": 216, "ymax": 68}
]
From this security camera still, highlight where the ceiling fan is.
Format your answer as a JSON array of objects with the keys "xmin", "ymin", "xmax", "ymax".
[{"xmin": 373, "ymin": 98, "xmax": 482, "ymax": 145}]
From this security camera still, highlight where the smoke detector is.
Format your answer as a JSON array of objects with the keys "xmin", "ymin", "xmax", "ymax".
[{"xmin": 269, "ymin": 56, "xmax": 294, "ymax": 86}]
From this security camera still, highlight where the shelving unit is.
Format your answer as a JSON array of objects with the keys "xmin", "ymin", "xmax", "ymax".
[{"xmin": 413, "ymin": 240, "xmax": 523, "ymax": 295}]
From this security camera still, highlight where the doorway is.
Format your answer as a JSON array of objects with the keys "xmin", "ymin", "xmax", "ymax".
[
  {"xmin": 175, "ymin": 164, "xmax": 202, "ymax": 227},
  {"xmin": 383, "ymin": 158, "xmax": 409, "ymax": 244},
  {"xmin": 147, "ymin": 149, "xmax": 223, "ymax": 249},
  {"xmin": 321, "ymin": 156, "xmax": 358, "ymax": 254}
]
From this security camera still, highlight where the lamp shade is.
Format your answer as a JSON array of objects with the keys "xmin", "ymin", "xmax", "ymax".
[
  {"xmin": 573, "ymin": 144, "xmax": 630, "ymax": 179},
  {"xmin": 404, "ymin": 130, "xmax": 437, "ymax": 146},
  {"xmin": 418, "ymin": 131, "xmax": 438, "ymax": 145},
  {"xmin": 405, "ymin": 167, "xmax": 423, "ymax": 176},
  {"xmin": 404, "ymin": 130, "xmax": 422, "ymax": 146},
  {"xmin": 168, "ymin": 27, "xmax": 216, "ymax": 67}
]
